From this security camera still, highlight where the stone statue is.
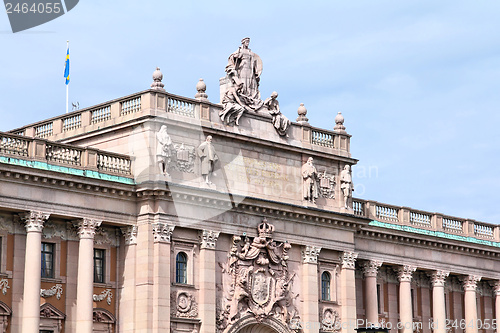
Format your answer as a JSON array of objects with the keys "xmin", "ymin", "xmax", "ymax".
[
  {"xmin": 197, "ymin": 135, "xmax": 219, "ymax": 185},
  {"xmin": 264, "ymin": 91, "xmax": 290, "ymax": 136},
  {"xmin": 302, "ymin": 157, "xmax": 318, "ymax": 204},
  {"xmin": 156, "ymin": 125, "xmax": 174, "ymax": 177},
  {"xmin": 226, "ymin": 37, "xmax": 263, "ymax": 100},
  {"xmin": 220, "ymin": 83, "xmax": 251, "ymax": 126},
  {"xmin": 340, "ymin": 165, "xmax": 354, "ymax": 209},
  {"xmin": 221, "ymin": 37, "xmax": 264, "ymax": 120}
]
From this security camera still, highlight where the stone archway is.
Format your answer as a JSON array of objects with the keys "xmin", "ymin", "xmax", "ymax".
[{"xmin": 226, "ymin": 315, "xmax": 293, "ymax": 333}]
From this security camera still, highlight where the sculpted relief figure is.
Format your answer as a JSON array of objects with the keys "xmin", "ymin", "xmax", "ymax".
[
  {"xmin": 220, "ymin": 83, "xmax": 251, "ymax": 126},
  {"xmin": 197, "ymin": 135, "xmax": 219, "ymax": 185},
  {"xmin": 302, "ymin": 157, "xmax": 319, "ymax": 204},
  {"xmin": 156, "ymin": 125, "xmax": 175, "ymax": 177},
  {"xmin": 340, "ymin": 165, "xmax": 354, "ymax": 209},
  {"xmin": 264, "ymin": 91, "xmax": 290, "ymax": 136}
]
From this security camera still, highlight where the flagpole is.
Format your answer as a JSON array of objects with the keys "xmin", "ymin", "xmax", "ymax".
[{"xmin": 66, "ymin": 40, "xmax": 69, "ymax": 113}]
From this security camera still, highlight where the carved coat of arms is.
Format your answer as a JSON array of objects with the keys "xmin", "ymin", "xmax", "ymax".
[{"xmin": 217, "ymin": 219, "xmax": 300, "ymax": 332}]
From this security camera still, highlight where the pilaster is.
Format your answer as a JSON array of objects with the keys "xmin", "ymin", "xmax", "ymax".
[
  {"xmin": 198, "ymin": 230, "xmax": 220, "ymax": 333},
  {"xmin": 301, "ymin": 246, "xmax": 321, "ymax": 333},
  {"xmin": 340, "ymin": 252, "xmax": 358, "ymax": 333}
]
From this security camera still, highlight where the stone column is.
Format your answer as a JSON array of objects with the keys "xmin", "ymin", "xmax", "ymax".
[
  {"xmin": 301, "ymin": 246, "xmax": 321, "ymax": 333},
  {"xmin": 75, "ymin": 218, "xmax": 102, "ymax": 333},
  {"xmin": 340, "ymin": 252, "xmax": 358, "ymax": 333},
  {"xmin": 494, "ymin": 281, "xmax": 500, "ymax": 333},
  {"xmin": 397, "ymin": 265, "xmax": 416, "ymax": 333},
  {"xmin": 20, "ymin": 211, "xmax": 50, "ymax": 333},
  {"xmin": 462, "ymin": 275, "xmax": 481, "ymax": 333},
  {"xmin": 362, "ymin": 260, "xmax": 383, "ymax": 326},
  {"xmin": 430, "ymin": 271, "xmax": 449, "ymax": 333},
  {"xmin": 120, "ymin": 226, "xmax": 138, "ymax": 333},
  {"xmin": 198, "ymin": 230, "xmax": 220, "ymax": 333},
  {"xmin": 152, "ymin": 223, "xmax": 174, "ymax": 333}
]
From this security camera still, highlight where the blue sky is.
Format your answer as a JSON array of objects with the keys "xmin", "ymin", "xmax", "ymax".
[{"xmin": 1, "ymin": 1, "xmax": 499, "ymax": 223}]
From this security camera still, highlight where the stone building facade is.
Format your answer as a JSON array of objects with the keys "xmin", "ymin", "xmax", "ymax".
[{"xmin": 0, "ymin": 45, "xmax": 499, "ymax": 333}]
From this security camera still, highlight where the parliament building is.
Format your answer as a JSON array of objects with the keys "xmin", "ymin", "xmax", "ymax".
[{"xmin": 0, "ymin": 39, "xmax": 499, "ymax": 333}]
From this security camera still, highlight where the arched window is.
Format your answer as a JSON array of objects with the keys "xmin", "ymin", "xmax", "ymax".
[
  {"xmin": 176, "ymin": 252, "xmax": 188, "ymax": 284},
  {"xmin": 321, "ymin": 271, "xmax": 331, "ymax": 301}
]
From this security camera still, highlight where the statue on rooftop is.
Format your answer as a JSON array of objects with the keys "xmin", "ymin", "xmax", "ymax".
[
  {"xmin": 302, "ymin": 157, "xmax": 319, "ymax": 204},
  {"xmin": 220, "ymin": 83, "xmax": 251, "ymax": 126},
  {"xmin": 340, "ymin": 165, "xmax": 354, "ymax": 209},
  {"xmin": 156, "ymin": 125, "xmax": 175, "ymax": 177},
  {"xmin": 264, "ymin": 91, "xmax": 290, "ymax": 136},
  {"xmin": 197, "ymin": 135, "xmax": 219, "ymax": 185}
]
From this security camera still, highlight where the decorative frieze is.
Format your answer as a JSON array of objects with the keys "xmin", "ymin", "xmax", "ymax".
[
  {"xmin": 362, "ymin": 260, "xmax": 383, "ymax": 278},
  {"xmin": 40, "ymin": 284, "xmax": 63, "ymax": 300},
  {"xmin": 20, "ymin": 211, "xmax": 50, "ymax": 233},
  {"xmin": 75, "ymin": 218, "xmax": 102, "ymax": 239},
  {"xmin": 93, "ymin": 289, "xmax": 113, "ymax": 305},
  {"xmin": 461, "ymin": 275, "xmax": 481, "ymax": 291},
  {"xmin": 340, "ymin": 251, "xmax": 358, "ymax": 269},
  {"xmin": 0, "ymin": 279, "xmax": 10, "ymax": 295},
  {"xmin": 94, "ymin": 227, "xmax": 118, "ymax": 246},
  {"xmin": 152, "ymin": 223, "xmax": 174, "ymax": 243},
  {"xmin": 397, "ymin": 265, "xmax": 417, "ymax": 282},
  {"xmin": 430, "ymin": 271, "xmax": 449, "ymax": 287},
  {"xmin": 199, "ymin": 229, "xmax": 220, "ymax": 249},
  {"xmin": 302, "ymin": 245, "xmax": 321, "ymax": 264},
  {"xmin": 121, "ymin": 225, "xmax": 138, "ymax": 245}
]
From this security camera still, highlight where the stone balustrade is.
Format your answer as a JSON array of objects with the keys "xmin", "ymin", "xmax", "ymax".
[
  {"xmin": 0, "ymin": 132, "xmax": 132, "ymax": 176},
  {"xmin": 8, "ymin": 89, "xmax": 350, "ymax": 156},
  {"xmin": 353, "ymin": 198, "xmax": 500, "ymax": 242}
]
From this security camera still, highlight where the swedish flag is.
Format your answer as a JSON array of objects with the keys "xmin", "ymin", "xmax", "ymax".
[{"xmin": 64, "ymin": 47, "xmax": 70, "ymax": 85}]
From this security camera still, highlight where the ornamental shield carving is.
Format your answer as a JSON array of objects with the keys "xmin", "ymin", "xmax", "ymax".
[{"xmin": 251, "ymin": 271, "xmax": 270, "ymax": 305}]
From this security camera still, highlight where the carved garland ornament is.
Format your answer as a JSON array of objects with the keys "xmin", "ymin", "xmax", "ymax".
[
  {"xmin": 217, "ymin": 218, "xmax": 300, "ymax": 333},
  {"xmin": 0, "ymin": 279, "xmax": 9, "ymax": 295},
  {"xmin": 40, "ymin": 284, "xmax": 63, "ymax": 300},
  {"xmin": 93, "ymin": 289, "xmax": 113, "ymax": 305}
]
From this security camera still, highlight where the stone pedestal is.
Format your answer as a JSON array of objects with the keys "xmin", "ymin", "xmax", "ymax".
[
  {"xmin": 198, "ymin": 230, "xmax": 219, "ymax": 333},
  {"xmin": 75, "ymin": 218, "xmax": 102, "ymax": 333},
  {"xmin": 397, "ymin": 265, "xmax": 416, "ymax": 333},
  {"xmin": 340, "ymin": 252, "xmax": 358, "ymax": 333},
  {"xmin": 301, "ymin": 246, "xmax": 321, "ymax": 333},
  {"xmin": 20, "ymin": 211, "xmax": 50, "ymax": 333}
]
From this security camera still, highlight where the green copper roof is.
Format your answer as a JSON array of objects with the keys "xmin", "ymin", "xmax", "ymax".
[
  {"xmin": 369, "ymin": 220, "xmax": 500, "ymax": 248},
  {"xmin": 0, "ymin": 156, "xmax": 135, "ymax": 185}
]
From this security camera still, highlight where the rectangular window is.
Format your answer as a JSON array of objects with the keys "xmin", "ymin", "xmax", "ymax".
[
  {"xmin": 94, "ymin": 249, "xmax": 105, "ymax": 283},
  {"xmin": 377, "ymin": 284, "xmax": 381, "ymax": 314},
  {"xmin": 41, "ymin": 243, "xmax": 54, "ymax": 278}
]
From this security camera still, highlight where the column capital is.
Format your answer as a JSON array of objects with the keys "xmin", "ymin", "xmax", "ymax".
[
  {"xmin": 397, "ymin": 265, "xmax": 417, "ymax": 282},
  {"xmin": 19, "ymin": 211, "xmax": 50, "ymax": 233},
  {"xmin": 121, "ymin": 225, "xmax": 138, "ymax": 245},
  {"xmin": 152, "ymin": 223, "xmax": 174, "ymax": 243},
  {"xmin": 340, "ymin": 251, "xmax": 358, "ymax": 269},
  {"xmin": 75, "ymin": 218, "xmax": 102, "ymax": 239},
  {"xmin": 199, "ymin": 230, "xmax": 220, "ymax": 250},
  {"xmin": 362, "ymin": 260, "xmax": 383, "ymax": 277},
  {"xmin": 430, "ymin": 270, "xmax": 449, "ymax": 287},
  {"xmin": 461, "ymin": 275, "xmax": 481, "ymax": 291},
  {"xmin": 493, "ymin": 281, "xmax": 500, "ymax": 296},
  {"xmin": 302, "ymin": 245, "xmax": 321, "ymax": 264}
]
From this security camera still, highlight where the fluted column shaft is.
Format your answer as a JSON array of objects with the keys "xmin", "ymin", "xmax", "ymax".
[
  {"xmin": 75, "ymin": 218, "xmax": 102, "ymax": 333},
  {"xmin": 463, "ymin": 275, "xmax": 481, "ymax": 333},
  {"xmin": 431, "ymin": 271, "xmax": 449, "ymax": 333},
  {"xmin": 398, "ymin": 265, "xmax": 416, "ymax": 333},
  {"xmin": 198, "ymin": 230, "xmax": 220, "ymax": 333},
  {"xmin": 301, "ymin": 246, "xmax": 321, "ymax": 333},
  {"xmin": 21, "ymin": 211, "xmax": 50, "ymax": 333},
  {"xmin": 362, "ymin": 260, "xmax": 382, "ymax": 326}
]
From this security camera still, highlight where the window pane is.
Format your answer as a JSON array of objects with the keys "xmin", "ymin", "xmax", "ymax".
[
  {"xmin": 41, "ymin": 243, "xmax": 54, "ymax": 278},
  {"xmin": 176, "ymin": 252, "xmax": 187, "ymax": 284},
  {"xmin": 321, "ymin": 271, "xmax": 331, "ymax": 301},
  {"xmin": 94, "ymin": 249, "xmax": 105, "ymax": 283}
]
